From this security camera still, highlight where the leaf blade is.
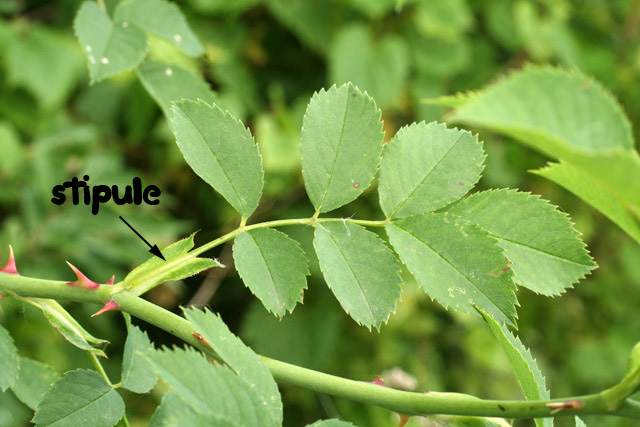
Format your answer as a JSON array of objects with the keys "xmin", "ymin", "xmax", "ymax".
[
  {"xmin": 0, "ymin": 324, "xmax": 19, "ymax": 391},
  {"xmin": 120, "ymin": 322, "xmax": 157, "ymax": 393},
  {"xmin": 11, "ymin": 357, "xmax": 59, "ymax": 410}
]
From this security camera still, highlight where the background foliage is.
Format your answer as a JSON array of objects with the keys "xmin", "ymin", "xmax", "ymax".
[{"xmin": 1, "ymin": 0, "xmax": 639, "ymax": 426}]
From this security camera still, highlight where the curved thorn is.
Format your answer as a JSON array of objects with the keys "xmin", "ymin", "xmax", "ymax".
[
  {"xmin": 92, "ymin": 300, "xmax": 120, "ymax": 317},
  {"xmin": 0, "ymin": 245, "xmax": 19, "ymax": 275},
  {"xmin": 66, "ymin": 262, "xmax": 100, "ymax": 290}
]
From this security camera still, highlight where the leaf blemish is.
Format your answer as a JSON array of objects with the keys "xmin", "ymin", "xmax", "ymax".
[{"xmin": 353, "ymin": 182, "xmax": 360, "ymax": 188}]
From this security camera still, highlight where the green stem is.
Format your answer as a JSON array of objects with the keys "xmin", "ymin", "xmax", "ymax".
[
  {"xmin": 1, "ymin": 272, "xmax": 639, "ymax": 420},
  {"xmin": 88, "ymin": 351, "xmax": 112, "ymax": 386}
]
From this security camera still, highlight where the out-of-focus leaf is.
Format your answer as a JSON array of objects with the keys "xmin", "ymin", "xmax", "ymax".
[
  {"xmin": 137, "ymin": 61, "xmax": 216, "ymax": 117},
  {"xmin": 0, "ymin": 122, "xmax": 24, "ymax": 178},
  {"xmin": 114, "ymin": 0, "xmax": 204, "ymax": 56},
  {"xmin": 184, "ymin": 308, "xmax": 283, "ymax": 424},
  {"xmin": 313, "ymin": 222, "xmax": 403, "ymax": 329},
  {"xmin": 33, "ymin": 369, "xmax": 125, "ymax": 427},
  {"xmin": 387, "ymin": 213, "xmax": 518, "ymax": 326},
  {"xmin": 233, "ymin": 228, "xmax": 309, "ymax": 316},
  {"xmin": 378, "ymin": 122, "xmax": 484, "ymax": 219},
  {"xmin": 171, "ymin": 100, "xmax": 264, "ymax": 217},
  {"xmin": 414, "ymin": 0, "xmax": 473, "ymax": 41},
  {"xmin": 0, "ymin": 324, "xmax": 19, "ymax": 391},
  {"xmin": 266, "ymin": 0, "xmax": 334, "ymax": 53},
  {"xmin": 74, "ymin": 1, "xmax": 147, "ymax": 83},
  {"xmin": 11, "ymin": 357, "xmax": 59, "ymax": 410},
  {"xmin": 329, "ymin": 25, "xmax": 409, "ymax": 108},
  {"xmin": 447, "ymin": 189, "xmax": 596, "ymax": 295},
  {"xmin": 301, "ymin": 84, "xmax": 383, "ymax": 213},
  {"xmin": 478, "ymin": 308, "xmax": 552, "ymax": 427}
]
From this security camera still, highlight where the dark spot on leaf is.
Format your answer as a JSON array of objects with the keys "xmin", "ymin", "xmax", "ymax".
[
  {"xmin": 498, "ymin": 405, "xmax": 506, "ymax": 411},
  {"xmin": 353, "ymin": 182, "xmax": 360, "ymax": 188},
  {"xmin": 458, "ymin": 182, "xmax": 465, "ymax": 186},
  {"xmin": 351, "ymin": 93, "xmax": 357, "ymax": 98}
]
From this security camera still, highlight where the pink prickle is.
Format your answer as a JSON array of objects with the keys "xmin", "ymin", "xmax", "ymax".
[
  {"xmin": 92, "ymin": 300, "xmax": 120, "ymax": 317},
  {"xmin": 105, "ymin": 275, "xmax": 115, "ymax": 285},
  {"xmin": 370, "ymin": 375, "xmax": 387, "ymax": 387},
  {"xmin": 0, "ymin": 246, "xmax": 19, "ymax": 275},
  {"xmin": 65, "ymin": 262, "xmax": 100, "ymax": 290}
]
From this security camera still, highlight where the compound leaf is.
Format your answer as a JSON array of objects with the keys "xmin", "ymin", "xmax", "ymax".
[
  {"xmin": 33, "ymin": 369, "xmax": 125, "ymax": 427},
  {"xmin": 11, "ymin": 357, "xmax": 59, "ymax": 410},
  {"xmin": 74, "ymin": 1, "xmax": 147, "ymax": 83},
  {"xmin": 379, "ymin": 122, "xmax": 485, "ymax": 219},
  {"xmin": 120, "ymin": 322, "xmax": 157, "ymax": 393},
  {"xmin": 137, "ymin": 60, "xmax": 216, "ymax": 118},
  {"xmin": 386, "ymin": 213, "xmax": 518, "ymax": 326},
  {"xmin": 172, "ymin": 99, "xmax": 264, "ymax": 218},
  {"xmin": 114, "ymin": 0, "xmax": 204, "ymax": 56},
  {"xmin": 233, "ymin": 228, "xmax": 309, "ymax": 316},
  {"xmin": 145, "ymin": 347, "xmax": 276, "ymax": 426},
  {"xmin": 478, "ymin": 308, "xmax": 552, "ymax": 427},
  {"xmin": 0, "ymin": 324, "xmax": 19, "ymax": 391},
  {"xmin": 184, "ymin": 308, "xmax": 283, "ymax": 425},
  {"xmin": 301, "ymin": 84, "xmax": 384, "ymax": 213},
  {"xmin": 447, "ymin": 189, "xmax": 597, "ymax": 295},
  {"xmin": 313, "ymin": 222, "xmax": 403, "ymax": 329}
]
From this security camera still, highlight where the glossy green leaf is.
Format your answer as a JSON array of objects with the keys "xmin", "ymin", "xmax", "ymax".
[
  {"xmin": 137, "ymin": 61, "xmax": 216, "ymax": 117},
  {"xmin": 120, "ymin": 322, "xmax": 157, "ymax": 393},
  {"xmin": 74, "ymin": 1, "xmax": 147, "ymax": 83},
  {"xmin": 447, "ymin": 189, "xmax": 596, "ymax": 295},
  {"xmin": 21, "ymin": 298, "xmax": 107, "ymax": 357},
  {"xmin": 145, "ymin": 347, "xmax": 276, "ymax": 426},
  {"xmin": 329, "ymin": 25, "xmax": 409, "ymax": 108},
  {"xmin": 123, "ymin": 233, "xmax": 223, "ymax": 296},
  {"xmin": 0, "ymin": 324, "xmax": 19, "ymax": 391},
  {"xmin": 33, "ymin": 369, "xmax": 125, "ymax": 427},
  {"xmin": 11, "ymin": 357, "xmax": 59, "ymax": 410},
  {"xmin": 378, "ymin": 122, "xmax": 485, "ymax": 219},
  {"xmin": 386, "ymin": 213, "xmax": 518, "ymax": 326},
  {"xmin": 301, "ymin": 84, "xmax": 384, "ymax": 213},
  {"xmin": 114, "ymin": 0, "xmax": 204, "ymax": 56},
  {"xmin": 172, "ymin": 100, "xmax": 264, "ymax": 217},
  {"xmin": 233, "ymin": 228, "xmax": 309, "ymax": 316},
  {"xmin": 184, "ymin": 308, "xmax": 282, "ymax": 423},
  {"xmin": 478, "ymin": 308, "xmax": 552, "ymax": 427},
  {"xmin": 313, "ymin": 222, "xmax": 403, "ymax": 329},
  {"xmin": 534, "ymin": 162, "xmax": 640, "ymax": 244}
]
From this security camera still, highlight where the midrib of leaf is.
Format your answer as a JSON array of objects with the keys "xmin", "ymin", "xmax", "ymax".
[
  {"xmin": 249, "ymin": 234, "xmax": 283, "ymax": 309},
  {"xmin": 316, "ymin": 95, "xmax": 351, "ymax": 212},
  {"xmin": 320, "ymin": 225, "xmax": 375, "ymax": 320},
  {"xmin": 391, "ymin": 224, "xmax": 505, "ymax": 314},
  {"xmin": 182, "ymin": 110, "xmax": 246, "ymax": 214},
  {"xmin": 387, "ymin": 132, "xmax": 464, "ymax": 218},
  {"xmin": 497, "ymin": 236, "xmax": 594, "ymax": 267},
  {"xmin": 44, "ymin": 383, "xmax": 113, "ymax": 425}
]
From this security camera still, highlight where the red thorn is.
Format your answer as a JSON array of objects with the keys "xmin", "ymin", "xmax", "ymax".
[
  {"xmin": 1, "ymin": 245, "xmax": 19, "ymax": 275},
  {"xmin": 370, "ymin": 375, "xmax": 387, "ymax": 387},
  {"xmin": 105, "ymin": 275, "xmax": 115, "ymax": 285},
  {"xmin": 65, "ymin": 262, "xmax": 100, "ymax": 290},
  {"xmin": 92, "ymin": 300, "xmax": 120, "ymax": 317},
  {"xmin": 192, "ymin": 332, "xmax": 213, "ymax": 349},
  {"xmin": 398, "ymin": 415, "xmax": 410, "ymax": 427}
]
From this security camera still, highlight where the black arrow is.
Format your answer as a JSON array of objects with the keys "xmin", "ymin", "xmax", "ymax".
[{"xmin": 119, "ymin": 216, "xmax": 166, "ymax": 261}]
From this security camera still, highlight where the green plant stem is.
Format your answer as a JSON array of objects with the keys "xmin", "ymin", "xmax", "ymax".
[
  {"xmin": 88, "ymin": 351, "xmax": 112, "ymax": 386},
  {"xmin": 1, "ymin": 272, "xmax": 639, "ymax": 420}
]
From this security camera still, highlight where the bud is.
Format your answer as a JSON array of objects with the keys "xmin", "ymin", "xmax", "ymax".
[{"xmin": 1, "ymin": 245, "xmax": 19, "ymax": 275}]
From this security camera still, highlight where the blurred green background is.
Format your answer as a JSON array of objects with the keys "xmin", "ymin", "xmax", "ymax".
[{"xmin": 1, "ymin": 0, "xmax": 640, "ymax": 426}]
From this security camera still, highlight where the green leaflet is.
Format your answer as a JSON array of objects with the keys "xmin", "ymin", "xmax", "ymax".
[
  {"xmin": 21, "ymin": 298, "xmax": 108, "ymax": 357},
  {"xmin": 386, "ymin": 213, "xmax": 518, "ymax": 326},
  {"xmin": 233, "ymin": 228, "xmax": 309, "ymax": 316},
  {"xmin": 149, "ymin": 392, "xmax": 184, "ymax": 427},
  {"xmin": 0, "ymin": 324, "xmax": 19, "ymax": 391},
  {"xmin": 301, "ymin": 84, "xmax": 384, "ymax": 213},
  {"xmin": 172, "ymin": 100, "xmax": 264, "ymax": 218},
  {"xmin": 145, "ymin": 347, "xmax": 276, "ymax": 426},
  {"xmin": 477, "ymin": 308, "xmax": 552, "ymax": 427},
  {"xmin": 164, "ymin": 410, "xmax": 237, "ymax": 427},
  {"xmin": 33, "ymin": 369, "xmax": 125, "ymax": 427},
  {"xmin": 184, "ymin": 308, "xmax": 283, "ymax": 424},
  {"xmin": 378, "ymin": 122, "xmax": 485, "ymax": 219},
  {"xmin": 123, "ymin": 233, "xmax": 222, "ymax": 296},
  {"xmin": 534, "ymin": 161, "xmax": 640, "ymax": 244},
  {"xmin": 120, "ymin": 321, "xmax": 157, "ymax": 393},
  {"xmin": 74, "ymin": 2, "xmax": 147, "ymax": 83},
  {"xmin": 575, "ymin": 417, "xmax": 587, "ymax": 426},
  {"xmin": 329, "ymin": 24, "xmax": 409, "ymax": 109},
  {"xmin": 447, "ymin": 189, "xmax": 597, "ymax": 295},
  {"xmin": 114, "ymin": 0, "xmax": 204, "ymax": 57},
  {"xmin": 442, "ymin": 65, "xmax": 633, "ymax": 153},
  {"xmin": 11, "ymin": 357, "xmax": 59, "ymax": 410},
  {"xmin": 137, "ymin": 60, "xmax": 216, "ymax": 118},
  {"xmin": 313, "ymin": 222, "xmax": 403, "ymax": 329}
]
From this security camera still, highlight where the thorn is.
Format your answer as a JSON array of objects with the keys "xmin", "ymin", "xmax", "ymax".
[
  {"xmin": 398, "ymin": 415, "xmax": 410, "ymax": 427},
  {"xmin": 192, "ymin": 332, "xmax": 213, "ymax": 350},
  {"xmin": 370, "ymin": 375, "xmax": 387, "ymax": 387},
  {"xmin": 105, "ymin": 275, "xmax": 115, "ymax": 285},
  {"xmin": 92, "ymin": 300, "xmax": 120, "ymax": 317},
  {"xmin": 65, "ymin": 262, "xmax": 100, "ymax": 290},
  {"xmin": 1, "ymin": 245, "xmax": 19, "ymax": 275}
]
